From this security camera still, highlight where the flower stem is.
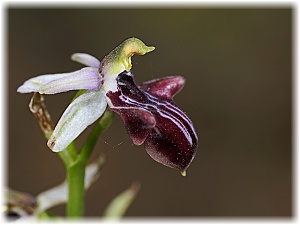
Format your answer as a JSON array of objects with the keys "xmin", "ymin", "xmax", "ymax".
[
  {"xmin": 66, "ymin": 108, "xmax": 114, "ymax": 218},
  {"xmin": 66, "ymin": 159, "xmax": 85, "ymax": 218},
  {"xmin": 57, "ymin": 142, "xmax": 77, "ymax": 167}
]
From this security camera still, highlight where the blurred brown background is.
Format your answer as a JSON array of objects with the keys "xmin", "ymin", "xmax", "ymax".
[{"xmin": 7, "ymin": 7, "xmax": 292, "ymax": 217}]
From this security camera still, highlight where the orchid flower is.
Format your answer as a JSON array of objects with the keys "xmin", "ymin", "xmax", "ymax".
[{"xmin": 17, "ymin": 37, "xmax": 198, "ymax": 174}]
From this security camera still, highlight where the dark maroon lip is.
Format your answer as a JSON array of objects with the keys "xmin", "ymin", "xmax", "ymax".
[{"xmin": 106, "ymin": 71, "xmax": 198, "ymax": 172}]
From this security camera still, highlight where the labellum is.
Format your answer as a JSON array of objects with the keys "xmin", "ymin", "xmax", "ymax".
[{"xmin": 106, "ymin": 71, "xmax": 198, "ymax": 175}]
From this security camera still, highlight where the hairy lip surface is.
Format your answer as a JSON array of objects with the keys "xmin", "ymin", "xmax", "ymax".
[{"xmin": 106, "ymin": 71, "xmax": 198, "ymax": 172}]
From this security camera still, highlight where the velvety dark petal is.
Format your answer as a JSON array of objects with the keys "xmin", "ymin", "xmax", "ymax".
[
  {"xmin": 138, "ymin": 76, "xmax": 185, "ymax": 100},
  {"xmin": 144, "ymin": 115, "xmax": 197, "ymax": 171},
  {"xmin": 110, "ymin": 107, "xmax": 156, "ymax": 145},
  {"xmin": 106, "ymin": 71, "xmax": 198, "ymax": 173}
]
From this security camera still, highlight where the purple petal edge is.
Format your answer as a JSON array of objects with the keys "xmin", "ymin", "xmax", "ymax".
[{"xmin": 39, "ymin": 68, "xmax": 100, "ymax": 94}]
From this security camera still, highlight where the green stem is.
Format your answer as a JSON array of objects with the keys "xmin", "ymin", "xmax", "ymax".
[
  {"xmin": 46, "ymin": 132, "xmax": 83, "ymax": 218},
  {"xmin": 65, "ymin": 108, "xmax": 114, "ymax": 218},
  {"xmin": 57, "ymin": 142, "xmax": 76, "ymax": 167},
  {"xmin": 66, "ymin": 160, "xmax": 85, "ymax": 218}
]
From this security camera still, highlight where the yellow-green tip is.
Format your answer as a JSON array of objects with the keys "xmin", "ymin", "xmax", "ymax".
[
  {"xmin": 123, "ymin": 37, "xmax": 155, "ymax": 54},
  {"xmin": 101, "ymin": 37, "xmax": 155, "ymax": 75},
  {"xmin": 181, "ymin": 170, "xmax": 187, "ymax": 177},
  {"xmin": 119, "ymin": 37, "xmax": 155, "ymax": 71}
]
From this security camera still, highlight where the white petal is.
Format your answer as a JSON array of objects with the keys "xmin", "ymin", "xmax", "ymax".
[
  {"xmin": 48, "ymin": 88, "xmax": 107, "ymax": 152},
  {"xmin": 36, "ymin": 180, "xmax": 67, "ymax": 214},
  {"xmin": 71, "ymin": 53, "xmax": 101, "ymax": 68},
  {"xmin": 17, "ymin": 67, "xmax": 100, "ymax": 94},
  {"xmin": 17, "ymin": 72, "xmax": 72, "ymax": 93},
  {"xmin": 39, "ymin": 67, "xmax": 100, "ymax": 94},
  {"xmin": 36, "ymin": 156, "xmax": 104, "ymax": 213}
]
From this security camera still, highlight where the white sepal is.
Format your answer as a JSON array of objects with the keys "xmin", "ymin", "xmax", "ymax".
[
  {"xmin": 48, "ymin": 87, "xmax": 107, "ymax": 152},
  {"xmin": 17, "ymin": 67, "xmax": 100, "ymax": 94}
]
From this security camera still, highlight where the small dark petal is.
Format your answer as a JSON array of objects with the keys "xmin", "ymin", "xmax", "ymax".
[
  {"xmin": 110, "ymin": 107, "xmax": 156, "ymax": 145},
  {"xmin": 106, "ymin": 71, "xmax": 198, "ymax": 172},
  {"xmin": 139, "ymin": 76, "xmax": 185, "ymax": 100}
]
